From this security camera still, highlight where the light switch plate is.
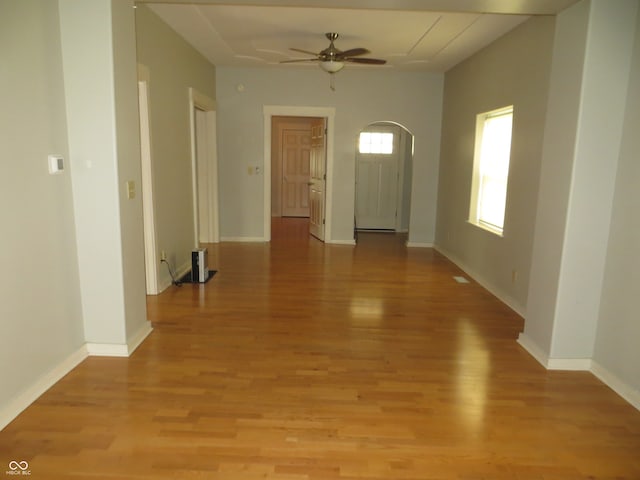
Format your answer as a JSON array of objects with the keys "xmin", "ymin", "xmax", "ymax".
[
  {"xmin": 126, "ymin": 180, "xmax": 135, "ymax": 199},
  {"xmin": 48, "ymin": 155, "xmax": 64, "ymax": 175}
]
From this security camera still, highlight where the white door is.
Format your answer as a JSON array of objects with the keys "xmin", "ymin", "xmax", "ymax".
[
  {"xmin": 356, "ymin": 127, "xmax": 400, "ymax": 230},
  {"xmin": 309, "ymin": 118, "xmax": 326, "ymax": 241}
]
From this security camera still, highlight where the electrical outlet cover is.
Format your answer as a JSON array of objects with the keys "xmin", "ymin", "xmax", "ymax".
[{"xmin": 48, "ymin": 155, "xmax": 64, "ymax": 174}]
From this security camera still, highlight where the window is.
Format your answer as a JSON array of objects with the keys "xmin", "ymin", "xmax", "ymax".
[
  {"xmin": 469, "ymin": 106, "xmax": 513, "ymax": 235},
  {"xmin": 359, "ymin": 132, "xmax": 394, "ymax": 154}
]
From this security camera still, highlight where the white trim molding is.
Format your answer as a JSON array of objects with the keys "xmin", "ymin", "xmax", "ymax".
[
  {"xmin": 547, "ymin": 358, "xmax": 593, "ymax": 371},
  {"xmin": 158, "ymin": 261, "xmax": 192, "ymax": 293},
  {"xmin": 435, "ymin": 244, "xmax": 526, "ymax": 317},
  {"xmin": 517, "ymin": 333, "xmax": 550, "ymax": 368},
  {"xmin": 328, "ymin": 239, "xmax": 356, "ymax": 246},
  {"xmin": 517, "ymin": 333, "xmax": 591, "ymax": 370},
  {"xmin": 0, "ymin": 323, "xmax": 153, "ymax": 430},
  {"xmin": 220, "ymin": 236, "xmax": 267, "ymax": 243},
  {"xmin": 86, "ymin": 343, "xmax": 129, "ymax": 357},
  {"xmin": 0, "ymin": 345, "xmax": 89, "ymax": 430},
  {"xmin": 517, "ymin": 333, "xmax": 639, "ymax": 412},
  {"xmin": 86, "ymin": 322, "xmax": 153, "ymax": 357},
  {"xmin": 406, "ymin": 242, "xmax": 434, "ymax": 248},
  {"xmin": 189, "ymin": 88, "xmax": 219, "ymax": 248},
  {"xmin": 127, "ymin": 322, "xmax": 153, "ymax": 355},
  {"xmin": 591, "ymin": 361, "xmax": 640, "ymax": 411}
]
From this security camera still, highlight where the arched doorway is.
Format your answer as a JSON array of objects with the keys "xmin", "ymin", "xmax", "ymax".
[{"xmin": 355, "ymin": 122, "xmax": 414, "ymax": 234}]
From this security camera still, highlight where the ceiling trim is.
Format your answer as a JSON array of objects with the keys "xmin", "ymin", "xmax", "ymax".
[{"xmin": 137, "ymin": 0, "xmax": 581, "ymax": 16}]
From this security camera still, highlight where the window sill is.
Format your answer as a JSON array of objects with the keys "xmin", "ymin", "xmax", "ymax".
[{"xmin": 467, "ymin": 220, "xmax": 504, "ymax": 238}]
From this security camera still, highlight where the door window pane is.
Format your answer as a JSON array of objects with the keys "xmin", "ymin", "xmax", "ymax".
[{"xmin": 359, "ymin": 132, "xmax": 394, "ymax": 154}]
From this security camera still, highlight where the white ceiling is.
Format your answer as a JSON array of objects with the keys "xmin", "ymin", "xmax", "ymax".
[{"xmin": 141, "ymin": 0, "xmax": 580, "ymax": 73}]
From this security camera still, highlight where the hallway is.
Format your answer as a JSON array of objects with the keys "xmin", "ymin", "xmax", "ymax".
[{"xmin": 1, "ymin": 219, "xmax": 639, "ymax": 479}]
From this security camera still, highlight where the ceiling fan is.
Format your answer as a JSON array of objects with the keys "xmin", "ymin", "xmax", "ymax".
[{"xmin": 281, "ymin": 33, "xmax": 387, "ymax": 90}]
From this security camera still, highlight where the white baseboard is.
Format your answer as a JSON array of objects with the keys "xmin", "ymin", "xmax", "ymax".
[
  {"xmin": 517, "ymin": 333, "xmax": 639, "ymax": 412},
  {"xmin": 87, "ymin": 322, "xmax": 153, "ymax": 357},
  {"xmin": 435, "ymin": 245, "xmax": 526, "ymax": 317},
  {"xmin": 591, "ymin": 361, "xmax": 640, "ymax": 411},
  {"xmin": 85, "ymin": 343, "xmax": 129, "ymax": 357},
  {"xmin": 406, "ymin": 242, "xmax": 434, "ymax": 248},
  {"xmin": 220, "ymin": 236, "xmax": 266, "ymax": 242},
  {"xmin": 328, "ymin": 239, "xmax": 356, "ymax": 246},
  {"xmin": 518, "ymin": 333, "xmax": 592, "ymax": 370},
  {"xmin": 127, "ymin": 322, "xmax": 153, "ymax": 355},
  {"xmin": 547, "ymin": 358, "xmax": 593, "ymax": 371},
  {"xmin": 1, "ymin": 323, "xmax": 153, "ymax": 431},
  {"xmin": 158, "ymin": 273, "xmax": 172, "ymax": 293},
  {"xmin": 0, "ymin": 345, "xmax": 88, "ymax": 430},
  {"xmin": 517, "ymin": 333, "xmax": 549, "ymax": 368},
  {"xmin": 176, "ymin": 260, "xmax": 191, "ymax": 282},
  {"xmin": 158, "ymin": 260, "xmax": 191, "ymax": 293}
]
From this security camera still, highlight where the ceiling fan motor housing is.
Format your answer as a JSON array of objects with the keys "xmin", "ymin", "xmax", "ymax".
[{"xmin": 321, "ymin": 32, "xmax": 341, "ymax": 61}]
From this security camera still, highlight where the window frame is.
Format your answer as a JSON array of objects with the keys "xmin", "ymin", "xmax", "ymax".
[{"xmin": 468, "ymin": 105, "xmax": 514, "ymax": 237}]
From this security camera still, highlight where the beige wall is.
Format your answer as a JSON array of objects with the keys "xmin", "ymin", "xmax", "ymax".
[
  {"xmin": 216, "ymin": 67, "xmax": 444, "ymax": 243},
  {"xmin": 59, "ymin": 0, "xmax": 148, "ymax": 345},
  {"xmin": 0, "ymin": 0, "xmax": 85, "ymax": 424},
  {"xmin": 434, "ymin": 16, "xmax": 556, "ymax": 314},
  {"xmin": 593, "ymin": 5, "xmax": 640, "ymax": 400},
  {"xmin": 135, "ymin": 5, "xmax": 216, "ymax": 288},
  {"xmin": 112, "ymin": 0, "xmax": 149, "ymax": 340}
]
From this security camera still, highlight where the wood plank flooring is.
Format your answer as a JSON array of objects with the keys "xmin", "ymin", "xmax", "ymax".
[{"xmin": 2, "ymin": 218, "xmax": 639, "ymax": 479}]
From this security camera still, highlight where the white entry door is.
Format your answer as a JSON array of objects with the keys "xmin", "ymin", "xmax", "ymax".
[
  {"xmin": 356, "ymin": 127, "xmax": 400, "ymax": 230},
  {"xmin": 309, "ymin": 118, "xmax": 326, "ymax": 240}
]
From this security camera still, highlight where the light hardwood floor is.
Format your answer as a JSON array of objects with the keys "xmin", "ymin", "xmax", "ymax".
[{"xmin": 1, "ymin": 218, "xmax": 639, "ymax": 479}]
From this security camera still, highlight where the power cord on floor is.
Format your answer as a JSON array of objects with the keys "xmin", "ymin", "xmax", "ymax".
[{"xmin": 161, "ymin": 258, "xmax": 182, "ymax": 287}]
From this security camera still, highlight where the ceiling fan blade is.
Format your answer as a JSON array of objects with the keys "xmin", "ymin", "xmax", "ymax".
[
  {"xmin": 338, "ymin": 47, "xmax": 370, "ymax": 58},
  {"xmin": 290, "ymin": 48, "xmax": 319, "ymax": 56},
  {"xmin": 346, "ymin": 57, "xmax": 387, "ymax": 65},
  {"xmin": 280, "ymin": 58, "xmax": 320, "ymax": 63}
]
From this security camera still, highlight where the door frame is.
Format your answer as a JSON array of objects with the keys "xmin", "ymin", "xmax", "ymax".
[
  {"xmin": 189, "ymin": 88, "xmax": 219, "ymax": 247},
  {"xmin": 138, "ymin": 69, "xmax": 159, "ymax": 295},
  {"xmin": 263, "ymin": 106, "xmax": 336, "ymax": 242}
]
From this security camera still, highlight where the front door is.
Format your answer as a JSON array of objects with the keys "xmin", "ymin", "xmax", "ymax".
[
  {"xmin": 309, "ymin": 118, "xmax": 326, "ymax": 241},
  {"xmin": 356, "ymin": 126, "xmax": 400, "ymax": 230}
]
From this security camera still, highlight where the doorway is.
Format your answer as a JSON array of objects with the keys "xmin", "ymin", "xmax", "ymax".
[
  {"xmin": 270, "ymin": 116, "xmax": 327, "ymax": 241},
  {"xmin": 189, "ymin": 88, "xmax": 219, "ymax": 247},
  {"xmin": 271, "ymin": 116, "xmax": 313, "ymax": 218},
  {"xmin": 355, "ymin": 122, "xmax": 414, "ymax": 234},
  {"xmin": 263, "ymin": 106, "xmax": 336, "ymax": 242}
]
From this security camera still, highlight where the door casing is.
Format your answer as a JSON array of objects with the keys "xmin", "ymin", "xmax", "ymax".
[
  {"xmin": 189, "ymin": 88, "xmax": 219, "ymax": 247},
  {"xmin": 138, "ymin": 74, "xmax": 159, "ymax": 295},
  {"xmin": 263, "ymin": 106, "xmax": 336, "ymax": 242}
]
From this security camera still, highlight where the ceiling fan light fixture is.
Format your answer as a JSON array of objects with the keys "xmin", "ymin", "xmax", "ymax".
[{"xmin": 319, "ymin": 60, "xmax": 345, "ymax": 73}]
